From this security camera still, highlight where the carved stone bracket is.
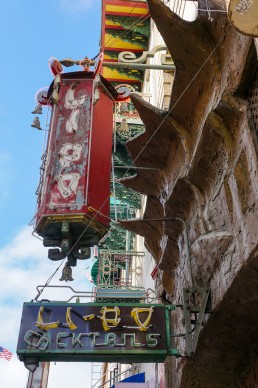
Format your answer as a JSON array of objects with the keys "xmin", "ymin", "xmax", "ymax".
[{"xmin": 118, "ymin": 44, "xmax": 173, "ymax": 66}]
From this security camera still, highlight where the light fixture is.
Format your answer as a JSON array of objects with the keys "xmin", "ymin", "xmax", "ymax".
[
  {"xmin": 31, "ymin": 117, "xmax": 42, "ymax": 130},
  {"xmin": 119, "ymin": 102, "xmax": 129, "ymax": 114},
  {"xmin": 59, "ymin": 263, "xmax": 74, "ymax": 281},
  {"xmin": 120, "ymin": 118, "xmax": 129, "ymax": 133},
  {"xmin": 31, "ymin": 104, "xmax": 42, "ymax": 114},
  {"xmin": 24, "ymin": 358, "xmax": 38, "ymax": 373}
]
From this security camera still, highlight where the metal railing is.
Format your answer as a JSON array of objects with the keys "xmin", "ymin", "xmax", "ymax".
[{"xmin": 35, "ymin": 285, "xmax": 95, "ymax": 303}]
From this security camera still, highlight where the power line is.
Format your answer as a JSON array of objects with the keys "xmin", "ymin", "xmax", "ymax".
[{"xmin": 33, "ymin": 5, "xmax": 228, "ymax": 299}]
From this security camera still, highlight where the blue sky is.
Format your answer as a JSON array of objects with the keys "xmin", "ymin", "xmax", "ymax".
[
  {"xmin": 0, "ymin": 0, "xmax": 101, "ymax": 245},
  {"xmin": 0, "ymin": 0, "xmax": 102, "ymax": 386}
]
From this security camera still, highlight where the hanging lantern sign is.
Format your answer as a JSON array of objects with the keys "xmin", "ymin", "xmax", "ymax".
[
  {"xmin": 227, "ymin": 0, "xmax": 258, "ymax": 36},
  {"xmin": 35, "ymin": 72, "xmax": 117, "ymax": 265}
]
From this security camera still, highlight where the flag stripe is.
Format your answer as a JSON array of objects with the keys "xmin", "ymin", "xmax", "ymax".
[{"xmin": 0, "ymin": 346, "xmax": 12, "ymax": 361}]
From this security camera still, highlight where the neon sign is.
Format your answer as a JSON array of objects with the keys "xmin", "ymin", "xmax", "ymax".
[{"xmin": 17, "ymin": 303, "xmax": 177, "ymax": 363}]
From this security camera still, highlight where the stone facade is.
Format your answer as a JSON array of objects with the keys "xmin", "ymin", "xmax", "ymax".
[{"xmin": 120, "ymin": 0, "xmax": 258, "ymax": 386}]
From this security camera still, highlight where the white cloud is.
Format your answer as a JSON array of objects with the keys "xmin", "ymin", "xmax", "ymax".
[
  {"xmin": 0, "ymin": 226, "xmax": 94, "ymax": 388},
  {"xmin": 58, "ymin": 0, "xmax": 96, "ymax": 13},
  {"xmin": 0, "ymin": 357, "xmax": 28, "ymax": 387}
]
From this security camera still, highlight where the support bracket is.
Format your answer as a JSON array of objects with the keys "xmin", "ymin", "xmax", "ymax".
[{"xmin": 182, "ymin": 287, "xmax": 212, "ymax": 356}]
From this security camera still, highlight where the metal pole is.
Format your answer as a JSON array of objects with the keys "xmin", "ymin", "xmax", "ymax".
[
  {"xmin": 111, "ymin": 156, "xmax": 117, "ymax": 222},
  {"xmin": 113, "ymin": 102, "xmax": 117, "ymax": 153},
  {"xmin": 102, "ymin": 61, "xmax": 175, "ymax": 71},
  {"xmin": 27, "ymin": 362, "xmax": 50, "ymax": 388},
  {"xmin": 125, "ymin": 205, "xmax": 131, "ymax": 285},
  {"xmin": 60, "ymin": 58, "xmax": 175, "ymax": 71},
  {"xmin": 114, "ymin": 165, "xmax": 160, "ymax": 171}
]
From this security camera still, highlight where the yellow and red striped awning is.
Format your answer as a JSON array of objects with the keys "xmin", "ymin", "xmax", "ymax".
[{"xmin": 101, "ymin": 0, "xmax": 150, "ymax": 88}]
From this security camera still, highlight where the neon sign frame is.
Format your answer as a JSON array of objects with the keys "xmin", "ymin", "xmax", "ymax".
[{"xmin": 17, "ymin": 302, "xmax": 178, "ymax": 363}]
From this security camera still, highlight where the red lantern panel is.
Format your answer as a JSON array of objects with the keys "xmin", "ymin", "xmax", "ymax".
[{"xmin": 35, "ymin": 72, "xmax": 115, "ymax": 264}]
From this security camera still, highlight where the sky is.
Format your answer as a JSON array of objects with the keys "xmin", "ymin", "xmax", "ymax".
[{"xmin": 0, "ymin": 0, "xmax": 102, "ymax": 386}]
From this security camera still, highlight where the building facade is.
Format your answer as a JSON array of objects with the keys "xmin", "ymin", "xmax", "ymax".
[{"xmin": 118, "ymin": 0, "xmax": 258, "ymax": 387}]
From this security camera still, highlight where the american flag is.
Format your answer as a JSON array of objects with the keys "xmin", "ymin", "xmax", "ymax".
[{"xmin": 0, "ymin": 346, "xmax": 12, "ymax": 361}]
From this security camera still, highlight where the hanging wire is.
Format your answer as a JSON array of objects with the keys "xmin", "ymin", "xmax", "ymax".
[
  {"xmin": 91, "ymin": 12, "xmax": 149, "ymax": 61},
  {"xmin": 198, "ymin": 9, "xmax": 227, "ymax": 12},
  {"xmin": 91, "ymin": 52, "xmax": 101, "ymax": 61},
  {"xmin": 31, "ymin": 4, "xmax": 152, "ymax": 300},
  {"xmin": 111, "ymin": 155, "xmax": 118, "ymax": 222},
  {"xmin": 182, "ymin": 0, "xmax": 187, "ymax": 18},
  {"xmin": 32, "ymin": 258, "xmax": 66, "ymax": 301},
  {"xmin": 65, "ymin": 30, "xmax": 227, "ymax": 270},
  {"xmin": 103, "ymin": 13, "xmax": 150, "ymax": 53},
  {"xmin": 205, "ymin": 0, "xmax": 212, "ymax": 20},
  {"xmin": 193, "ymin": 1, "xmax": 198, "ymax": 12},
  {"xmin": 87, "ymin": 8, "xmax": 151, "ymax": 67},
  {"xmin": 32, "ymin": 12, "xmax": 151, "ymax": 301},
  {"xmin": 33, "ymin": 9, "xmax": 230, "ymax": 300},
  {"xmin": 184, "ymin": 0, "xmax": 226, "ymax": 14},
  {"xmin": 130, "ymin": 37, "xmax": 227, "ymax": 167}
]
